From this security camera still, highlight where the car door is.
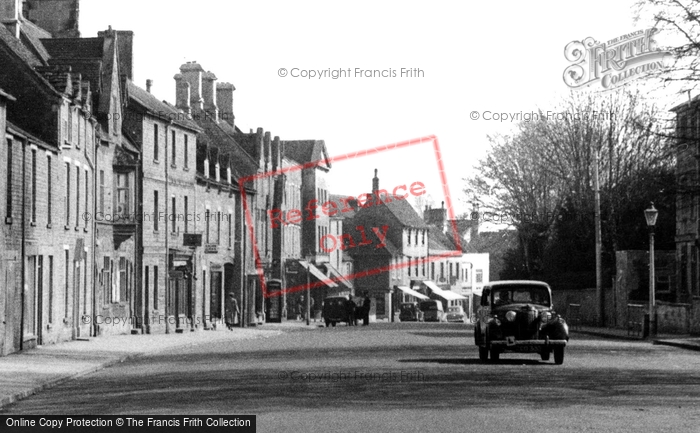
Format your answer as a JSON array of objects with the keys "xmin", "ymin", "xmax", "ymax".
[{"xmin": 478, "ymin": 287, "xmax": 491, "ymax": 337}]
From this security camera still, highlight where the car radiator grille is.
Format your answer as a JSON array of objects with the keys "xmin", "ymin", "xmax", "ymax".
[{"xmin": 501, "ymin": 310, "xmax": 539, "ymax": 339}]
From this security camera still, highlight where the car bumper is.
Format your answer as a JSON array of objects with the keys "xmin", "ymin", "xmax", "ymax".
[{"xmin": 490, "ymin": 337, "xmax": 567, "ymax": 352}]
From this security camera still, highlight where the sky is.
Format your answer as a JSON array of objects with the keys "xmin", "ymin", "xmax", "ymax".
[{"xmin": 79, "ymin": 0, "xmax": 670, "ymax": 219}]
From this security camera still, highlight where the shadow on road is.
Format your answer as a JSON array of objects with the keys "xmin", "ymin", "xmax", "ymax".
[{"xmin": 397, "ymin": 357, "xmax": 545, "ymax": 366}]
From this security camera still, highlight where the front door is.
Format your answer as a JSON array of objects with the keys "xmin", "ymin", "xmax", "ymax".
[
  {"xmin": 210, "ymin": 271, "xmax": 222, "ymax": 320},
  {"xmin": 2, "ymin": 260, "xmax": 21, "ymax": 355}
]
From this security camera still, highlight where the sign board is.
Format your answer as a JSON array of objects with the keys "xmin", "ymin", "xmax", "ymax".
[
  {"xmin": 183, "ymin": 233, "xmax": 202, "ymax": 247},
  {"xmin": 204, "ymin": 244, "xmax": 218, "ymax": 254}
]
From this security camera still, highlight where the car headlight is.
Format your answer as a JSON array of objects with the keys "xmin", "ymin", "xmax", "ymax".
[
  {"xmin": 541, "ymin": 311, "xmax": 552, "ymax": 322},
  {"xmin": 505, "ymin": 311, "xmax": 516, "ymax": 322},
  {"xmin": 490, "ymin": 317, "xmax": 501, "ymax": 326}
]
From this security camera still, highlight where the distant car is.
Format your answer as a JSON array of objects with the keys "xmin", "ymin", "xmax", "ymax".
[
  {"xmin": 399, "ymin": 302, "xmax": 423, "ymax": 322},
  {"xmin": 321, "ymin": 296, "xmax": 350, "ymax": 327},
  {"xmin": 419, "ymin": 300, "xmax": 445, "ymax": 322},
  {"xmin": 474, "ymin": 280, "xmax": 569, "ymax": 364},
  {"xmin": 445, "ymin": 305, "xmax": 466, "ymax": 323}
]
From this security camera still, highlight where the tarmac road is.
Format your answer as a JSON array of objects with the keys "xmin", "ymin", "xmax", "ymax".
[{"xmin": 2, "ymin": 322, "xmax": 700, "ymax": 432}]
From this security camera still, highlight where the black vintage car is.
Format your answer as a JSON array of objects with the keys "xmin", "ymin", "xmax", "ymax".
[
  {"xmin": 474, "ymin": 280, "xmax": 569, "ymax": 364},
  {"xmin": 321, "ymin": 295, "xmax": 351, "ymax": 327}
]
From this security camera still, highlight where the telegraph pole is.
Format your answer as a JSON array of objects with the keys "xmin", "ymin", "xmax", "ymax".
[{"xmin": 594, "ymin": 148, "xmax": 604, "ymax": 327}]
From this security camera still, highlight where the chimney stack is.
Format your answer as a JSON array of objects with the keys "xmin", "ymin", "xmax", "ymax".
[
  {"xmin": 202, "ymin": 71, "xmax": 219, "ymax": 122},
  {"xmin": 216, "ymin": 82, "xmax": 236, "ymax": 128},
  {"xmin": 1, "ymin": 0, "xmax": 21, "ymax": 39},
  {"xmin": 174, "ymin": 76, "xmax": 191, "ymax": 114},
  {"xmin": 372, "ymin": 168, "xmax": 379, "ymax": 193},
  {"xmin": 178, "ymin": 61, "xmax": 204, "ymax": 113},
  {"xmin": 146, "ymin": 79, "xmax": 152, "ymax": 93}
]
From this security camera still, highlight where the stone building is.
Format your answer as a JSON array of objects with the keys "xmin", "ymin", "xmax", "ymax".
[{"xmin": 0, "ymin": 12, "xmax": 97, "ymax": 354}]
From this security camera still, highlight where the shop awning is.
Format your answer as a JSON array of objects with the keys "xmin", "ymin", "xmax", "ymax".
[
  {"xmin": 324, "ymin": 263, "xmax": 353, "ymax": 289},
  {"xmin": 299, "ymin": 261, "xmax": 338, "ymax": 288},
  {"xmin": 397, "ymin": 286, "xmax": 429, "ymax": 300},
  {"xmin": 424, "ymin": 280, "xmax": 466, "ymax": 300}
]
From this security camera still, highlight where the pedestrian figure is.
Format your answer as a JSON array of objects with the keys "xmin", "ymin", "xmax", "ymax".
[
  {"xmin": 224, "ymin": 293, "xmax": 240, "ymax": 330},
  {"xmin": 346, "ymin": 295, "xmax": 357, "ymax": 326},
  {"xmin": 362, "ymin": 293, "xmax": 371, "ymax": 326},
  {"xmin": 296, "ymin": 296, "xmax": 305, "ymax": 321}
]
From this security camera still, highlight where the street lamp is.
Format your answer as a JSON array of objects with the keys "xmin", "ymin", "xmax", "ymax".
[{"xmin": 644, "ymin": 202, "xmax": 659, "ymax": 337}]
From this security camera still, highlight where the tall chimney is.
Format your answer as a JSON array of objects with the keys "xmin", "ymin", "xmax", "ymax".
[
  {"xmin": 179, "ymin": 61, "xmax": 204, "ymax": 113},
  {"xmin": 216, "ymin": 82, "xmax": 235, "ymax": 128},
  {"xmin": 24, "ymin": 0, "xmax": 79, "ymax": 38},
  {"xmin": 146, "ymin": 79, "xmax": 152, "ymax": 93},
  {"xmin": 202, "ymin": 71, "xmax": 218, "ymax": 122},
  {"xmin": 372, "ymin": 168, "xmax": 379, "ymax": 193},
  {"xmin": 174, "ymin": 75, "xmax": 191, "ymax": 114},
  {"xmin": 1, "ymin": 0, "xmax": 21, "ymax": 38}
]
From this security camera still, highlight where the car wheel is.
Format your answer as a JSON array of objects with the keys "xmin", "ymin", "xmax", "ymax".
[
  {"xmin": 478, "ymin": 345, "xmax": 489, "ymax": 361},
  {"xmin": 489, "ymin": 346, "xmax": 500, "ymax": 362},
  {"xmin": 553, "ymin": 347, "xmax": 564, "ymax": 364},
  {"xmin": 540, "ymin": 350, "xmax": 550, "ymax": 361},
  {"xmin": 331, "ymin": 321, "xmax": 336, "ymax": 327},
  {"xmin": 325, "ymin": 319, "xmax": 330, "ymax": 327}
]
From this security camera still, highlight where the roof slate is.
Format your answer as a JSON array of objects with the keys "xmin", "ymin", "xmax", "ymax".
[
  {"xmin": 0, "ymin": 21, "xmax": 44, "ymax": 67},
  {"xmin": 41, "ymin": 37, "xmax": 103, "ymax": 59},
  {"xmin": 283, "ymin": 140, "xmax": 331, "ymax": 168},
  {"xmin": 126, "ymin": 80, "xmax": 201, "ymax": 132}
]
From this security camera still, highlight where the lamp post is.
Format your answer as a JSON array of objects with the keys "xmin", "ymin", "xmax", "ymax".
[{"xmin": 644, "ymin": 202, "xmax": 659, "ymax": 337}]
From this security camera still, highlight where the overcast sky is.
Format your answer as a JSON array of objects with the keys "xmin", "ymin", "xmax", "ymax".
[{"xmin": 80, "ymin": 0, "xmax": 668, "ymax": 218}]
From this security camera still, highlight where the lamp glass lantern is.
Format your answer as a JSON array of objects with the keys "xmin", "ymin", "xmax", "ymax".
[{"xmin": 644, "ymin": 203, "xmax": 658, "ymax": 228}]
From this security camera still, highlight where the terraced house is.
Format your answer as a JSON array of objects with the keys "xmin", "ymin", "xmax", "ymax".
[{"xmin": 0, "ymin": 3, "xmax": 97, "ymax": 354}]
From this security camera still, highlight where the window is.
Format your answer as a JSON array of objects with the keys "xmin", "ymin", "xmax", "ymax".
[
  {"xmin": 65, "ymin": 163, "xmax": 70, "ymax": 226},
  {"xmin": 99, "ymin": 170, "xmax": 105, "ymax": 214},
  {"xmin": 171, "ymin": 197, "xmax": 177, "ymax": 233},
  {"xmin": 171, "ymin": 130, "xmax": 176, "ymax": 165},
  {"xmin": 422, "ymin": 261, "xmax": 426, "ymax": 277},
  {"xmin": 408, "ymin": 256, "xmax": 411, "ymax": 276},
  {"xmin": 407, "ymin": 229, "xmax": 411, "ymax": 245},
  {"xmin": 30, "ymin": 149, "xmax": 36, "ymax": 225},
  {"xmin": 103, "ymin": 257, "xmax": 110, "ymax": 305},
  {"xmin": 414, "ymin": 229, "xmax": 418, "ymax": 245},
  {"xmin": 205, "ymin": 209, "xmax": 211, "ymax": 243},
  {"xmin": 77, "ymin": 114, "xmax": 82, "ymax": 149},
  {"xmin": 184, "ymin": 196, "xmax": 189, "ymax": 233},
  {"xmin": 476, "ymin": 269, "xmax": 483, "ymax": 283},
  {"xmin": 228, "ymin": 212, "xmax": 232, "ymax": 248},
  {"xmin": 119, "ymin": 257, "xmax": 126, "ymax": 302},
  {"xmin": 153, "ymin": 266, "xmax": 159, "ymax": 310},
  {"xmin": 47, "ymin": 155, "xmax": 52, "ymax": 226},
  {"xmin": 64, "ymin": 250, "xmax": 69, "ymax": 318},
  {"xmin": 184, "ymin": 134, "xmax": 189, "ymax": 168},
  {"xmin": 153, "ymin": 124, "xmax": 159, "ymax": 161},
  {"xmin": 217, "ymin": 211, "xmax": 221, "ymax": 244},
  {"xmin": 6, "ymin": 139, "xmax": 12, "ymax": 222},
  {"xmin": 48, "ymin": 256, "xmax": 54, "ymax": 323},
  {"xmin": 153, "ymin": 191, "xmax": 159, "ymax": 231},
  {"xmin": 75, "ymin": 165, "xmax": 80, "ymax": 227},
  {"xmin": 67, "ymin": 109, "xmax": 73, "ymax": 145},
  {"xmin": 84, "ymin": 169, "xmax": 89, "ymax": 229},
  {"xmin": 145, "ymin": 265, "xmax": 150, "ymax": 313}
]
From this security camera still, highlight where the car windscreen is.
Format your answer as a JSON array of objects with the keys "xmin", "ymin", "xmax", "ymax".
[
  {"xmin": 419, "ymin": 301, "xmax": 437, "ymax": 310},
  {"xmin": 491, "ymin": 285, "xmax": 550, "ymax": 306}
]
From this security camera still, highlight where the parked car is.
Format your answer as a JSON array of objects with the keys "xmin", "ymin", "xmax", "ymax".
[
  {"xmin": 419, "ymin": 299, "xmax": 445, "ymax": 322},
  {"xmin": 474, "ymin": 280, "xmax": 569, "ymax": 364},
  {"xmin": 321, "ymin": 296, "xmax": 350, "ymax": 327},
  {"xmin": 399, "ymin": 302, "xmax": 423, "ymax": 322},
  {"xmin": 445, "ymin": 305, "xmax": 466, "ymax": 323}
]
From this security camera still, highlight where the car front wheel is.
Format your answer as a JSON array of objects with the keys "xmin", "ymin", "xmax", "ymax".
[
  {"xmin": 489, "ymin": 346, "xmax": 500, "ymax": 362},
  {"xmin": 554, "ymin": 347, "xmax": 565, "ymax": 364},
  {"xmin": 540, "ymin": 350, "xmax": 550, "ymax": 361}
]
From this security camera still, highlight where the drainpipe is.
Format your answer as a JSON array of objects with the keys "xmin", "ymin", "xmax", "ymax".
[
  {"xmin": 164, "ymin": 120, "xmax": 171, "ymax": 333},
  {"xmin": 19, "ymin": 137, "xmax": 26, "ymax": 351}
]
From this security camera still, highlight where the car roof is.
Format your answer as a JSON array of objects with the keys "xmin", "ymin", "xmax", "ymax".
[{"xmin": 486, "ymin": 280, "xmax": 550, "ymax": 288}]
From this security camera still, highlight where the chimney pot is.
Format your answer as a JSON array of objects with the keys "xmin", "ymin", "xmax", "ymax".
[
  {"xmin": 146, "ymin": 79, "xmax": 152, "ymax": 93},
  {"xmin": 441, "ymin": 201, "xmax": 444, "ymax": 209}
]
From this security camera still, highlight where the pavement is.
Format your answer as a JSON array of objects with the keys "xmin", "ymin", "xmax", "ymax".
[
  {"xmin": 571, "ymin": 325, "xmax": 700, "ymax": 351},
  {"xmin": 0, "ymin": 320, "xmax": 317, "ymax": 410}
]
